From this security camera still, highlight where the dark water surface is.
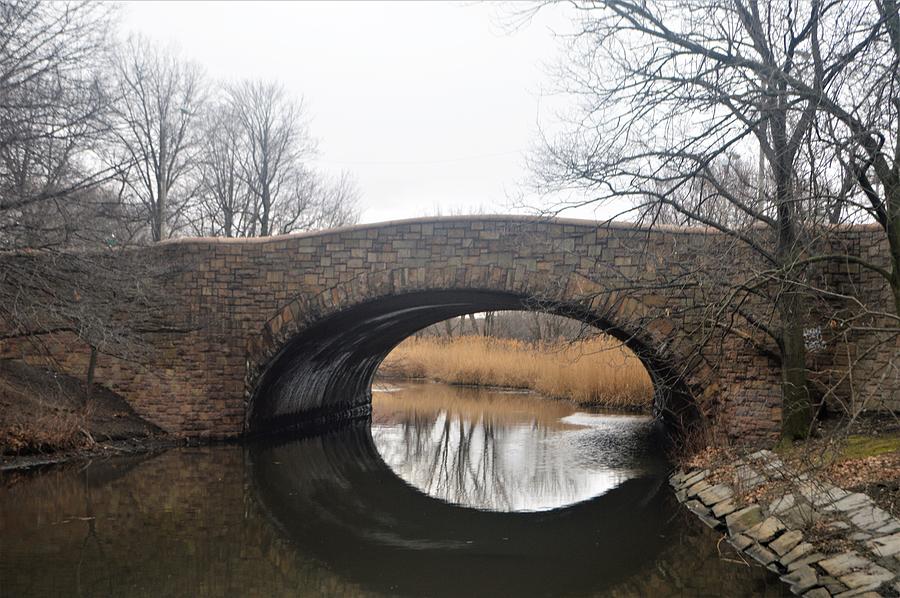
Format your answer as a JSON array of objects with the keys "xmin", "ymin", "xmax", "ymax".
[{"xmin": 1, "ymin": 383, "xmax": 788, "ymax": 597}]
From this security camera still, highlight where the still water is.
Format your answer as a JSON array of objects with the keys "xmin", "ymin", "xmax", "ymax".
[{"xmin": 1, "ymin": 382, "xmax": 788, "ymax": 597}]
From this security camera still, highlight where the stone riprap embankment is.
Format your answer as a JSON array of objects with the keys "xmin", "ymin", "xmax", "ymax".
[{"xmin": 671, "ymin": 450, "xmax": 900, "ymax": 597}]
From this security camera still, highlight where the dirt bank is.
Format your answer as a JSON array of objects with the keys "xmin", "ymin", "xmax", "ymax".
[{"xmin": 1, "ymin": 358, "xmax": 166, "ymax": 467}]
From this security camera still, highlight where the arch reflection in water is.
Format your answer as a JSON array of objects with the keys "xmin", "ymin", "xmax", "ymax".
[
  {"xmin": 1, "ymin": 410, "xmax": 791, "ymax": 597},
  {"xmin": 370, "ymin": 382, "xmax": 664, "ymax": 511},
  {"xmin": 251, "ymin": 419, "xmax": 676, "ymax": 597}
]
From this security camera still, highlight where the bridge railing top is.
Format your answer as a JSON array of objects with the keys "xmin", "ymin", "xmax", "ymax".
[{"xmin": 156, "ymin": 214, "xmax": 884, "ymax": 247}]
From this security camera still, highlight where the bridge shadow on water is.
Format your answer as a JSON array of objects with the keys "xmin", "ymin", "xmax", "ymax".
[{"xmin": 249, "ymin": 420, "xmax": 677, "ymax": 597}]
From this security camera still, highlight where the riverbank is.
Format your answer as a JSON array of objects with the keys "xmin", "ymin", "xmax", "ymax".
[
  {"xmin": 0, "ymin": 436, "xmax": 184, "ymax": 473},
  {"xmin": 378, "ymin": 335, "xmax": 653, "ymax": 410},
  {"xmin": 673, "ymin": 418, "xmax": 900, "ymax": 597},
  {"xmin": 0, "ymin": 359, "xmax": 166, "ymax": 468}
]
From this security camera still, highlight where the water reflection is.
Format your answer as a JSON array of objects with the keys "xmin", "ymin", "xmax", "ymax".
[
  {"xmin": 371, "ymin": 383, "xmax": 661, "ymax": 511},
  {"xmin": 0, "ymin": 383, "xmax": 791, "ymax": 597}
]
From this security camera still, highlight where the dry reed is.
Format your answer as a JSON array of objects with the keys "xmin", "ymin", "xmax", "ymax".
[
  {"xmin": 378, "ymin": 335, "xmax": 654, "ymax": 409},
  {"xmin": 372, "ymin": 383, "xmax": 581, "ymax": 429}
]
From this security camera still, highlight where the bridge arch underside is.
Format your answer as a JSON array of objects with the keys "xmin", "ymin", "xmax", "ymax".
[{"xmin": 247, "ymin": 289, "xmax": 696, "ymax": 437}]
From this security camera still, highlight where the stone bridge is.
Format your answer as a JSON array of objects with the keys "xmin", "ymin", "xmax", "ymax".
[{"xmin": 2, "ymin": 216, "xmax": 894, "ymax": 444}]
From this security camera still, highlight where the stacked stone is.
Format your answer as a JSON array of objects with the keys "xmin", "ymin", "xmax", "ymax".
[
  {"xmin": 671, "ymin": 450, "xmax": 900, "ymax": 597},
  {"xmin": 0, "ymin": 217, "xmax": 894, "ymax": 439}
]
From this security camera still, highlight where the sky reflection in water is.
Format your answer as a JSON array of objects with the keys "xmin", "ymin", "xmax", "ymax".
[{"xmin": 371, "ymin": 382, "xmax": 658, "ymax": 511}]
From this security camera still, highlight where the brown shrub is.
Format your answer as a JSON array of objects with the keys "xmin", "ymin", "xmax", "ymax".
[{"xmin": 0, "ymin": 408, "xmax": 91, "ymax": 455}]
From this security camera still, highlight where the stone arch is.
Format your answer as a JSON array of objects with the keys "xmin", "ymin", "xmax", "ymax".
[{"xmin": 245, "ymin": 265, "xmax": 711, "ymax": 435}]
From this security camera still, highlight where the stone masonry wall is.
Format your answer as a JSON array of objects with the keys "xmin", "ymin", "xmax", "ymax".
[{"xmin": 0, "ymin": 216, "xmax": 894, "ymax": 441}]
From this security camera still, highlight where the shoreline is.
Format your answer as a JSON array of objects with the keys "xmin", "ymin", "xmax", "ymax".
[
  {"xmin": 673, "ymin": 451, "xmax": 900, "ymax": 597},
  {"xmin": 1, "ymin": 435, "xmax": 194, "ymax": 473},
  {"xmin": 373, "ymin": 374, "xmax": 652, "ymax": 415}
]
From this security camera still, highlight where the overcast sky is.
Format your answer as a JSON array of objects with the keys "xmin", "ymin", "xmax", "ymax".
[{"xmin": 119, "ymin": 1, "xmax": 607, "ymax": 224}]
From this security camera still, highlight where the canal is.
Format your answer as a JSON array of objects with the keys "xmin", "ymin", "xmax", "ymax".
[{"xmin": 0, "ymin": 382, "xmax": 788, "ymax": 596}]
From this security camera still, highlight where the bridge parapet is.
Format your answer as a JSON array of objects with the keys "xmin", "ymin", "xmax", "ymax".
[{"xmin": 1, "ymin": 216, "xmax": 894, "ymax": 443}]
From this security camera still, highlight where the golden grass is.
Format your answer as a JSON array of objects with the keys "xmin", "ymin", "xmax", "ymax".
[
  {"xmin": 372, "ymin": 382, "xmax": 582, "ymax": 429},
  {"xmin": 378, "ymin": 335, "xmax": 654, "ymax": 409}
]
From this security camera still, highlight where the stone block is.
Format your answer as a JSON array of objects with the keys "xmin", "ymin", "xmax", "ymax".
[
  {"xmin": 746, "ymin": 542, "xmax": 778, "ymax": 566},
  {"xmin": 781, "ymin": 541, "xmax": 815, "ymax": 566},
  {"xmin": 680, "ymin": 469, "xmax": 707, "ymax": 489},
  {"xmin": 799, "ymin": 481, "xmax": 850, "ymax": 508},
  {"xmin": 729, "ymin": 533, "xmax": 753, "ymax": 551},
  {"xmin": 818, "ymin": 552, "xmax": 872, "ymax": 577},
  {"xmin": 866, "ymin": 531, "xmax": 900, "ymax": 557},
  {"xmin": 848, "ymin": 505, "xmax": 894, "ymax": 532},
  {"xmin": 685, "ymin": 479, "xmax": 711, "ymax": 499},
  {"xmin": 684, "ymin": 499, "xmax": 711, "ymax": 518},
  {"xmin": 770, "ymin": 493, "xmax": 796, "ymax": 515},
  {"xmin": 734, "ymin": 464, "xmax": 765, "ymax": 489},
  {"xmin": 837, "ymin": 563, "xmax": 893, "ymax": 591},
  {"xmin": 816, "ymin": 576, "xmax": 848, "ymax": 596},
  {"xmin": 712, "ymin": 498, "xmax": 740, "ymax": 518},
  {"xmin": 746, "ymin": 516, "xmax": 786, "ymax": 543},
  {"xmin": 781, "ymin": 565, "xmax": 819, "ymax": 594},
  {"xmin": 726, "ymin": 505, "xmax": 765, "ymax": 536},
  {"xmin": 669, "ymin": 471, "xmax": 688, "ymax": 487},
  {"xmin": 823, "ymin": 493, "xmax": 872, "ymax": 514},
  {"xmin": 788, "ymin": 552, "xmax": 826, "ymax": 572},
  {"xmin": 748, "ymin": 449, "xmax": 777, "ymax": 461},
  {"xmin": 770, "ymin": 529, "xmax": 804, "ymax": 556},
  {"xmin": 697, "ymin": 483, "xmax": 734, "ymax": 507},
  {"xmin": 875, "ymin": 521, "xmax": 900, "ymax": 534}
]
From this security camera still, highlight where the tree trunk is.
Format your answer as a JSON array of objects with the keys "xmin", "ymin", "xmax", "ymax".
[
  {"xmin": 260, "ymin": 155, "xmax": 271, "ymax": 236},
  {"xmin": 156, "ymin": 183, "xmax": 167, "ymax": 241},
  {"xmin": 85, "ymin": 345, "xmax": 98, "ymax": 402},
  {"xmin": 260, "ymin": 191, "xmax": 270, "ymax": 236},
  {"xmin": 888, "ymin": 205, "xmax": 900, "ymax": 316},
  {"xmin": 224, "ymin": 206, "xmax": 234, "ymax": 238},
  {"xmin": 529, "ymin": 312, "xmax": 543, "ymax": 342},
  {"xmin": 156, "ymin": 120, "xmax": 168, "ymax": 242},
  {"xmin": 770, "ymin": 91, "xmax": 812, "ymax": 440},
  {"xmin": 779, "ymin": 291, "xmax": 812, "ymax": 439},
  {"xmin": 483, "ymin": 311, "xmax": 494, "ymax": 337},
  {"xmin": 467, "ymin": 313, "xmax": 479, "ymax": 335}
]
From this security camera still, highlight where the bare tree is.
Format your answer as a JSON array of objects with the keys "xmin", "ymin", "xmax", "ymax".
[
  {"xmin": 108, "ymin": 36, "xmax": 205, "ymax": 242},
  {"xmin": 193, "ymin": 100, "xmax": 252, "ymax": 237},
  {"xmin": 229, "ymin": 80, "xmax": 316, "ymax": 237},
  {"xmin": 0, "ymin": 1, "xmax": 117, "ymax": 250},
  {"xmin": 269, "ymin": 169, "xmax": 360, "ymax": 235},
  {"xmin": 790, "ymin": 0, "xmax": 900, "ymax": 315},
  {"xmin": 0, "ymin": 8, "xmax": 179, "ymax": 402},
  {"xmin": 191, "ymin": 79, "xmax": 359, "ymax": 237},
  {"xmin": 526, "ymin": 0, "xmax": 860, "ymax": 438}
]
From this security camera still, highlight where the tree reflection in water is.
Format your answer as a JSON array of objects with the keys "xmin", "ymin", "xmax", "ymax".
[
  {"xmin": 0, "ymin": 395, "xmax": 791, "ymax": 597},
  {"xmin": 371, "ymin": 382, "xmax": 659, "ymax": 511}
]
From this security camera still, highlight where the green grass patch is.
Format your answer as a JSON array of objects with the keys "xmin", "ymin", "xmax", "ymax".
[
  {"xmin": 773, "ymin": 433, "xmax": 900, "ymax": 467},
  {"xmin": 841, "ymin": 435, "xmax": 900, "ymax": 460}
]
